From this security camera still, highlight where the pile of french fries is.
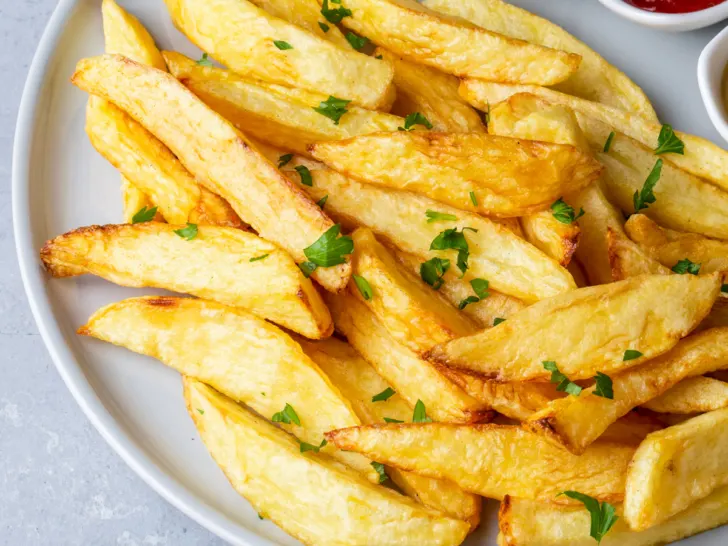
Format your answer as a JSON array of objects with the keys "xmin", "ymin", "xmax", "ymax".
[{"xmin": 39, "ymin": 0, "xmax": 728, "ymax": 544}]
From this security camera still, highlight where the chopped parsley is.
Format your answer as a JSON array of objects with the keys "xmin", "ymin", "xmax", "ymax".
[
  {"xmin": 722, "ymin": 284, "xmax": 728, "ymax": 293},
  {"xmin": 459, "ymin": 278, "xmax": 490, "ymax": 309},
  {"xmin": 303, "ymin": 224, "xmax": 354, "ymax": 267},
  {"xmin": 273, "ymin": 40, "xmax": 293, "ymax": 50},
  {"xmin": 196, "ymin": 408, "xmax": 204, "ymax": 415},
  {"xmin": 458, "ymin": 296, "xmax": 479, "ymax": 310},
  {"xmin": 412, "ymin": 399, "xmax": 432, "ymax": 423},
  {"xmin": 271, "ymin": 403, "xmax": 301, "ymax": 426},
  {"xmin": 425, "ymin": 210, "xmax": 457, "ymax": 223},
  {"xmin": 493, "ymin": 318, "xmax": 506, "ymax": 326},
  {"xmin": 313, "ymin": 95, "xmax": 351, "ymax": 125},
  {"xmin": 558, "ymin": 491, "xmax": 618, "ymax": 544},
  {"xmin": 278, "ymin": 153, "xmax": 293, "ymax": 168},
  {"xmin": 196, "ymin": 53, "xmax": 213, "ymax": 67},
  {"xmin": 299, "ymin": 261, "xmax": 318, "ymax": 278},
  {"xmin": 551, "ymin": 198, "xmax": 585, "ymax": 225},
  {"xmin": 316, "ymin": 195, "xmax": 328, "ymax": 209},
  {"xmin": 353, "ymin": 274, "xmax": 373, "ymax": 300},
  {"xmin": 371, "ymin": 462, "xmax": 389, "ymax": 484},
  {"xmin": 593, "ymin": 372, "xmax": 614, "ymax": 400},
  {"xmin": 399, "ymin": 112, "xmax": 433, "ymax": 131},
  {"xmin": 294, "ymin": 165, "xmax": 312, "ymax": 186},
  {"xmin": 633, "ymin": 159, "xmax": 662, "ymax": 212},
  {"xmin": 372, "ymin": 387, "xmax": 395, "ymax": 402},
  {"xmin": 603, "ymin": 131, "xmax": 615, "ymax": 153},
  {"xmin": 131, "ymin": 205, "xmax": 157, "ymax": 224},
  {"xmin": 420, "ymin": 257, "xmax": 450, "ymax": 290},
  {"xmin": 654, "ymin": 124, "xmax": 685, "ymax": 155},
  {"xmin": 345, "ymin": 32, "xmax": 369, "ymax": 50},
  {"xmin": 249, "ymin": 254, "xmax": 269, "ymax": 262},
  {"xmin": 300, "ymin": 438, "xmax": 327, "ymax": 453},
  {"xmin": 543, "ymin": 361, "xmax": 582, "ymax": 396},
  {"xmin": 318, "ymin": 21, "xmax": 330, "ymax": 33},
  {"xmin": 321, "ymin": 0, "xmax": 352, "ymax": 23},
  {"xmin": 469, "ymin": 191, "xmax": 478, "ymax": 207},
  {"xmin": 430, "ymin": 227, "xmax": 477, "ymax": 275},
  {"xmin": 383, "ymin": 417, "xmax": 404, "ymax": 423},
  {"xmin": 174, "ymin": 223, "xmax": 198, "ymax": 241},
  {"xmin": 623, "ymin": 350, "xmax": 643, "ymax": 361},
  {"xmin": 671, "ymin": 258, "xmax": 701, "ymax": 275}
]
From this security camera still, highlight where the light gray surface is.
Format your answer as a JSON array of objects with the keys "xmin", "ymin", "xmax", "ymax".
[{"xmin": 2, "ymin": 1, "xmax": 728, "ymax": 546}]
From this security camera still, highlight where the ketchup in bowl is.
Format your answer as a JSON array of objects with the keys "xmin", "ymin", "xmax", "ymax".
[{"xmin": 625, "ymin": 0, "xmax": 727, "ymax": 12}]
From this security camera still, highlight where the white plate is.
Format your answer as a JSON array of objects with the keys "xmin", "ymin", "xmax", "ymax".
[{"xmin": 11, "ymin": 0, "xmax": 728, "ymax": 544}]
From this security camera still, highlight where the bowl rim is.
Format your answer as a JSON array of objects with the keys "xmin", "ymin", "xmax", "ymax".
[
  {"xmin": 598, "ymin": 0, "xmax": 728, "ymax": 30},
  {"xmin": 698, "ymin": 24, "xmax": 728, "ymax": 144}
]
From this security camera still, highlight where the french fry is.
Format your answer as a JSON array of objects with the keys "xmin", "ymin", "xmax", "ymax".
[
  {"xmin": 460, "ymin": 79, "xmax": 728, "ymax": 193},
  {"xmin": 520, "ymin": 211, "xmax": 580, "ymax": 266},
  {"xmin": 625, "ymin": 407, "xmax": 728, "ymax": 530},
  {"xmin": 422, "ymin": 0, "xmax": 657, "ymax": 120},
  {"xmin": 41, "ymin": 223, "xmax": 332, "ymax": 338},
  {"xmin": 163, "ymin": 0, "xmax": 394, "ymax": 109},
  {"xmin": 309, "ymin": 131, "xmax": 602, "ymax": 218},
  {"xmin": 163, "ymin": 51, "xmax": 403, "ymax": 157},
  {"xmin": 607, "ymin": 227, "xmax": 671, "ymax": 281},
  {"xmin": 393, "ymin": 251, "xmax": 525, "ymax": 328},
  {"xmin": 72, "ymin": 54, "xmax": 351, "ymax": 292},
  {"xmin": 350, "ymin": 228, "xmax": 478, "ymax": 354},
  {"xmin": 374, "ymin": 47, "xmax": 485, "ymax": 133},
  {"xmin": 642, "ymin": 376, "xmax": 728, "ymax": 413},
  {"xmin": 498, "ymin": 487, "xmax": 728, "ymax": 546},
  {"xmin": 327, "ymin": 423, "xmax": 634, "ymax": 503},
  {"xmin": 429, "ymin": 274, "xmax": 721, "ymax": 382},
  {"xmin": 598, "ymin": 412, "xmax": 664, "ymax": 446},
  {"xmin": 120, "ymin": 176, "xmax": 162, "ymax": 224},
  {"xmin": 625, "ymin": 214, "xmax": 728, "ymax": 274},
  {"xmin": 298, "ymin": 337, "xmax": 482, "ymax": 531},
  {"xmin": 81, "ymin": 297, "xmax": 375, "ymax": 479},
  {"xmin": 326, "ymin": 0, "xmax": 580, "ymax": 84},
  {"xmin": 185, "ymin": 379, "xmax": 470, "ymax": 546},
  {"xmin": 101, "ymin": 0, "xmax": 166, "ymax": 70},
  {"xmin": 325, "ymin": 290, "xmax": 490, "ymax": 423},
  {"xmin": 524, "ymin": 328, "xmax": 728, "ymax": 454}
]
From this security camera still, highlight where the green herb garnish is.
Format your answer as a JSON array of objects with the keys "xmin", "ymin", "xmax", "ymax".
[
  {"xmin": 294, "ymin": 165, "xmax": 312, "ymax": 186},
  {"xmin": 671, "ymin": 259, "xmax": 701, "ymax": 275},
  {"xmin": 543, "ymin": 361, "xmax": 582, "ymax": 396},
  {"xmin": 654, "ymin": 124, "xmax": 685, "ymax": 155},
  {"xmin": 420, "ymin": 257, "xmax": 450, "ymax": 290},
  {"xmin": 174, "ymin": 223, "xmax": 198, "ymax": 241},
  {"xmin": 551, "ymin": 198, "xmax": 585, "ymax": 225},
  {"xmin": 271, "ymin": 403, "xmax": 301, "ymax": 426},
  {"xmin": 399, "ymin": 112, "xmax": 433, "ymax": 131},
  {"xmin": 249, "ymin": 254, "xmax": 269, "ymax": 262},
  {"xmin": 278, "ymin": 153, "xmax": 293, "ymax": 168},
  {"xmin": 345, "ymin": 32, "xmax": 369, "ymax": 50},
  {"xmin": 593, "ymin": 372, "xmax": 614, "ymax": 400},
  {"xmin": 425, "ymin": 210, "xmax": 457, "ymax": 223},
  {"xmin": 412, "ymin": 399, "xmax": 432, "ymax": 423},
  {"xmin": 131, "ymin": 205, "xmax": 157, "ymax": 224},
  {"xmin": 603, "ymin": 131, "xmax": 615, "ymax": 153},
  {"xmin": 623, "ymin": 350, "xmax": 643, "ymax": 361},
  {"xmin": 273, "ymin": 40, "xmax": 293, "ymax": 50},
  {"xmin": 372, "ymin": 387, "xmax": 395, "ymax": 402},
  {"xmin": 196, "ymin": 53, "xmax": 213, "ymax": 67},
  {"xmin": 353, "ymin": 274, "xmax": 373, "ymax": 300},
  {"xmin": 313, "ymin": 95, "xmax": 351, "ymax": 125},
  {"xmin": 303, "ymin": 224, "xmax": 354, "ymax": 267},
  {"xmin": 371, "ymin": 461, "xmax": 389, "ymax": 484},
  {"xmin": 557, "ymin": 491, "xmax": 618, "ymax": 544},
  {"xmin": 633, "ymin": 159, "xmax": 662, "ymax": 212}
]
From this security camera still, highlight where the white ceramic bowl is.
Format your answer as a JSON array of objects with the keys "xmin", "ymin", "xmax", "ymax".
[
  {"xmin": 698, "ymin": 24, "xmax": 728, "ymax": 143},
  {"xmin": 598, "ymin": 0, "xmax": 728, "ymax": 31}
]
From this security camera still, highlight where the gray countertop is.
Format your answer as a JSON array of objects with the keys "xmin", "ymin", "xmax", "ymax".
[{"xmin": 0, "ymin": 1, "xmax": 220, "ymax": 544}]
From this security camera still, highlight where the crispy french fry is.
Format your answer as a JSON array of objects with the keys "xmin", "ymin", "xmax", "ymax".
[
  {"xmin": 327, "ymin": 0, "xmax": 580, "ymax": 84},
  {"xmin": 120, "ymin": 176, "xmax": 162, "ymax": 224},
  {"xmin": 642, "ymin": 376, "xmax": 728, "ymax": 413},
  {"xmin": 325, "ymin": 290, "xmax": 490, "ymax": 423},
  {"xmin": 429, "ymin": 274, "xmax": 721, "ymax": 382},
  {"xmin": 607, "ymin": 227, "xmax": 671, "ymax": 281},
  {"xmin": 392, "ymin": 251, "xmax": 525, "ymax": 328},
  {"xmin": 298, "ymin": 337, "xmax": 482, "ymax": 531},
  {"xmin": 72, "ymin": 54, "xmax": 351, "ymax": 292},
  {"xmin": 327, "ymin": 423, "xmax": 634, "ymax": 503},
  {"xmin": 185, "ymin": 379, "xmax": 470, "ymax": 546},
  {"xmin": 81, "ymin": 297, "xmax": 374, "ymax": 478},
  {"xmin": 101, "ymin": 0, "xmax": 166, "ymax": 70},
  {"xmin": 309, "ymin": 131, "xmax": 602, "ymax": 218},
  {"xmin": 460, "ymin": 79, "xmax": 728, "ymax": 192},
  {"xmin": 524, "ymin": 328, "xmax": 728, "ymax": 454},
  {"xmin": 163, "ymin": 51, "xmax": 403, "ymax": 157},
  {"xmin": 422, "ymin": 0, "xmax": 657, "ymax": 119},
  {"xmin": 41, "ymin": 223, "xmax": 332, "ymax": 338},
  {"xmin": 350, "ymin": 228, "xmax": 478, "ymax": 354},
  {"xmin": 520, "ymin": 211, "xmax": 580, "ymax": 266},
  {"xmin": 163, "ymin": 0, "xmax": 394, "ymax": 109},
  {"xmin": 625, "ymin": 214, "xmax": 728, "ymax": 274},
  {"xmin": 374, "ymin": 47, "xmax": 485, "ymax": 133},
  {"xmin": 245, "ymin": 0, "xmax": 352, "ymax": 48},
  {"xmin": 498, "ymin": 488, "xmax": 728, "ymax": 546},
  {"xmin": 625, "ymin": 408, "xmax": 728, "ymax": 530}
]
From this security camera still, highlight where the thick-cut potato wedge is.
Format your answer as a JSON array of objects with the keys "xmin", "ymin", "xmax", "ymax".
[
  {"xmin": 429, "ymin": 274, "xmax": 720, "ymax": 381},
  {"xmin": 163, "ymin": 0, "xmax": 394, "ymax": 110},
  {"xmin": 520, "ymin": 211, "xmax": 580, "ymax": 266},
  {"xmin": 245, "ymin": 0, "xmax": 351, "ymax": 48},
  {"xmin": 163, "ymin": 51, "xmax": 403, "ymax": 157},
  {"xmin": 350, "ymin": 228, "xmax": 478, "ymax": 354},
  {"xmin": 625, "ymin": 407, "xmax": 728, "ymax": 530},
  {"xmin": 327, "ymin": 423, "xmax": 634, "ymax": 503},
  {"xmin": 310, "ymin": 131, "xmax": 602, "ymax": 218},
  {"xmin": 374, "ymin": 47, "xmax": 485, "ymax": 133},
  {"xmin": 41, "ymin": 223, "xmax": 332, "ymax": 338},
  {"xmin": 299, "ymin": 337, "xmax": 482, "ymax": 530},
  {"xmin": 120, "ymin": 176, "xmax": 162, "ymax": 224},
  {"xmin": 642, "ymin": 376, "xmax": 728, "ymax": 413},
  {"xmin": 82, "ymin": 297, "xmax": 374, "ymax": 478},
  {"xmin": 328, "ymin": 0, "xmax": 580, "ymax": 84},
  {"xmin": 625, "ymin": 214, "xmax": 728, "ymax": 274},
  {"xmin": 423, "ymin": 0, "xmax": 656, "ymax": 119},
  {"xmin": 607, "ymin": 227, "xmax": 670, "ymax": 281},
  {"xmin": 393, "ymin": 251, "xmax": 525, "ymax": 328},
  {"xmin": 525, "ymin": 328, "xmax": 728, "ymax": 454},
  {"xmin": 498, "ymin": 488, "xmax": 728, "ymax": 546},
  {"xmin": 326, "ymin": 291, "xmax": 489, "ymax": 423},
  {"xmin": 101, "ymin": 0, "xmax": 167, "ymax": 70},
  {"xmin": 72, "ymin": 55, "xmax": 350, "ymax": 292},
  {"xmin": 185, "ymin": 379, "xmax": 470, "ymax": 546}
]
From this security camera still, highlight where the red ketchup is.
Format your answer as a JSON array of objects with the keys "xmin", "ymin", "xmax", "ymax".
[{"xmin": 625, "ymin": 0, "xmax": 727, "ymax": 12}]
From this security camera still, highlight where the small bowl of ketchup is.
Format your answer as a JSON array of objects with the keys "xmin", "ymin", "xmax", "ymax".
[{"xmin": 598, "ymin": 0, "xmax": 728, "ymax": 31}]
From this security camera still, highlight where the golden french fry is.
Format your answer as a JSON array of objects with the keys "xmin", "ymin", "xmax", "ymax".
[
  {"xmin": 625, "ymin": 214, "xmax": 728, "ymax": 274},
  {"xmin": 185, "ymin": 379, "xmax": 470, "ymax": 545},
  {"xmin": 325, "ymin": 290, "xmax": 490, "ymax": 423},
  {"xmin": 41, "ymin": 223, "xmax": 332, "ymax": 338},
  {"xmin": 606, "ymin": 227, "xmax": 671, "ymax": 281},
  {"xmin": 375, "ymin": 47, "xmax": 485, "ymax": 133},
  {"xmin": 163, "ymin": 51, "xmax": 403, "ymax": 157},
  {"xmin": 81, "ymin": 297, "xmax": 375, "ymax": 478},
  {"xmin": 498, "ymin": 488, "xmax": 728, "ymax": 546},
  {"xmin": 642, "ymin": 376, "xmax": 728, "ymax": 413},
  {"xmin": 327, "ymin": 423, "xmax": 634, "ymax": 503},
  {"xmin": 299, "ymin": 337, "xmax": 482, "ymax": 531},
  {"xmin": 520, "ymin": 211, "xmax": 580, "ymax": 266},
  {"xmin": 625, "ymin": 408, "xmax": 728, "ymax": 530},
  {"xmin": 392, "ymin": 251, "xmax": 525, "ymax": 328},
  {"xmin": 309, "ymin": 131, "xmax": 602, "ymax": 218},
  {"xmin": 422, "ymin": 0, "xmax": 657, "ymax": 119},
  {"xmin": 429, "ymin": 274, "xmax": 721, "ymax": 382},
  {"xmin": 525, "ymin": 328, "xmax": 728, "ymax": 454},
  {"xmin": 119, "ymin": 176, "xmax": 161, "ymax": 224},
  {"xmin": 163, "ymin": 0, "xmax": 394, "ymax": 109},
  {"xmin": 350, "ymin": 228, "xmax": 478, "ymax": 354},
  {"xmin": 101, "ymin": 0, "xmax": 166, "ymax": 70},
  {"xmin": 72, "ymin": 54, "xmax": 351, "ymax": 292},
  {"xmin": 327, "ymin": 0, "xmax": 580, "ymax": 84}
]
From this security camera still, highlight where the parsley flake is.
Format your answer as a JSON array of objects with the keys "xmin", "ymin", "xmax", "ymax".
[
  {"xmin": 412, "ymin": 399, "xmax": 432, "ymax": 423},
  {"xmin": 303, "ymin": 224, "xmax": 354, "ymax": 267},
  {"xmin": 278, "ymin": 153, "xmax": 293, "ymax": 168},
  {"xmin": 722, "ymin": 284, "xmax": 728, "ymax": 293},
  {"xmin": 313, "ymin": 95, "xmax": 351, "ymax": 125},
  {"xmin": 430, "ymin": 227, "xmax": 477, "ymax": 275},
  {"xmin": 593, "ymin": 372, "xmax": 614, "ymax": 399},
  {"xmin": 174, "ymin": 223, "xmax": 198, "ymax": 241},
  {"xmin": 345, "ymin": 32, "xmax": 369, "ymax": 50},
  {"xmin": 425, "ymin": 210, "xmax": 457, "ymax": 223},
  {"xmin": 300, "ymin": 438, "xmax": 327, "ymax": 453},
  {"xmin": 371, "ymin": 462, "xmax": 389, "ymax": 484},
  {"xmin": 271, "ymin": 403, "xmax": 301, "ymax": 426},
  {"xmin": 196, "ymin": 53, "xmax": 213, "ymax": 67},
  {"xmin": 299, "ymin": 261, "xmax": 318, "ymax": 278},
  {"xmin": 558, "ymin": 491, "xmax": 619, "ymax": 544},
  {"xmin": 316, "ymin": 195, "xmax": 328, "ymax": 209},
  {"xmin": 603, "ymin": 131, "xmax": 615, "ymax": 153},
  {"xmin": 353, "ymin": 274, "xmax": 373, "ymax": 300},
  {"xmin": 551, "ymin": 198, "xmax": 585, "ymax": 225},
  {"xmin": 633, "ymin": 159, "xmax": 662, "ymax": 212},
  {"xmin": 321, "ymin": 0, "xmax": 352, "ymax": 23},
  {"xmin": 249, "ymin": 254, "xmax": 269, "ymax": 262},
  {"xmin": 383, "ymin": 417, "xmax": 404, "ymax": 423},
  {"xmin": 318, "ymin": 21, "xmax": 330, "ymax": 32},
  {"xmin": 493, "ymin": 317, "xmax": 506, "ymax": 326},
  {"xmin": 458, "ymin": 296, "xmax": 479, "ymax": 310},
  {"xmin": 273, "ymin": 40, "xmax": 293, "ymax": 50},
  {"xmin": 372, "ymin": 387, "xmax": 395, "ymax": 402},
  {"xmin": 196, "ymin": 408, "xmax": 204, "ymax": 415},
  {"xmin": 543, "ymin": 361, "xmax": 582, "ymax": 396},
  {"xmin": 132, "ymin": 205, "xmax": 158, "ymax": 224},
  {"xmin": 459, "ymin": 278, "xmax": 489, "ymax": 309},
  {"xmin": 294, "ymin": 165, "xmax": 312, "ymax": 186},
  {"xmin": 399, "ymin": 112, "xmax": 433, "ymax": 131},
  {"xmin": 654, "ymin": 124, "xmax": 685, "ymax": 155},
  {"xmin": 469, "ymin": 191, "xmax": 478, "ymax": 206},
  {"xmin": 420, "ymin": 257, "xmax": 450, "ymax": 290},
  {"xmin": 671, "ymin": 258, "xmax": 701, "ymax": 275},
  {"xmin": 623, "ymin": 350, "xmax": 643, "ymax": 361}
]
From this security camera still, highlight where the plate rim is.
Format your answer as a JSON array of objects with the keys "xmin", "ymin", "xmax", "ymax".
[{"xmin": 11, "ymin": 1, "xmax": 274, "ymax": 544}]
